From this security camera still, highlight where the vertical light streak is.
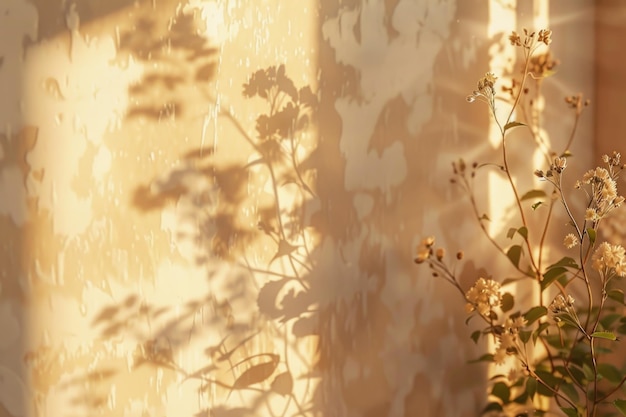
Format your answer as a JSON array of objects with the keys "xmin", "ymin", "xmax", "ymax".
[
  {"xmin": 485, "ymin": 0, "xmax": 518, "ymax": 381},
  {"xmin": 487, "ymin": 0, "xmax": 517, "ymax": 236}
]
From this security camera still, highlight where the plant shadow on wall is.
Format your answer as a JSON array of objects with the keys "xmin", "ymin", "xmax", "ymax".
[
  {"xmin": 89, "ymin": 65, "xmax": 319, "ymax": 417},
  {"xmin": 131, "ymin": 65, "xmax": 320, "ymax": 416},
  {"xmin": 19, "ymin": 3, "xmax": 227, "ymax": 415},
  {"xmin": 18, "ymin": 2, "xmax": 506, "ymax": 416},
  {"xmin": 78, "ymin": 4, "xmax": 504, "ymax": 417}
]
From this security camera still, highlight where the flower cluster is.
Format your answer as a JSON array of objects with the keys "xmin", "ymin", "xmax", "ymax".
[
  {"xmin": 509, "ymin": 28, "xmax": 552, "ymax": 48},
  {"xmin": 492, "ymin": 317, "xmax": 528, "ymax": 365},
  {"xmin": 549, "ymin": 294, "xmax": 575, "ymax": 315},
  {"xmin": 416, "ymin": 27, "xmax": 626, "ymax": 417},
  {"xmin": 465, "ymin": 277, "xmax": 502, "ymax": 316},
  {"xmin": 537, "ymin": 153, "xmax": 624, "ymax": 225},
  {"xmin": 414, "ymin": 236, "xmax": 435, "ymax": 264},
  {"xmin": 529, "ymin": 51, "xmax": 558, "ymax": 78},
  {"xmin": 592, "ymin": 242, "xmax": 626, "ymax": 278},
  {"xmin": 466, "ymin": 72, "xmax": 498, "ymax": 104},
  {"xmin": 414, "ymin": 236, "xmax": 462, "ymax": 265},
  {"xmin": 578, "ymin": 161, "xmax": 625, "ymax": 221},
  {"xmin": 565, "ymin": 93, "xmax": 591, "ymax": 111},
  {"xmin": 534, "ymin": 156, "xmax": 568, "ymax": 179}
]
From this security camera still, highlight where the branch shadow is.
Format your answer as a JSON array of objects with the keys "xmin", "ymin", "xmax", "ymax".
[{"xmin": 22, "ymin": 1, "xmax": 514, "ymax": 416}]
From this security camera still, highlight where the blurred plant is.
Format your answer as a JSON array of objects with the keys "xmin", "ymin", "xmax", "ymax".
[{"xmin": 417, "ymin": 28, "xmax": 626, "ymax": 417}]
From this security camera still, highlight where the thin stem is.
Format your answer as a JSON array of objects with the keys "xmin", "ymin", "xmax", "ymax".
[
  {"xmin": 524, "ymin": 365, "xmax": 579, "ymax": 410},
  {"xmin": 537, "ymin": 198, "xmax": 555, "ymax": 279},
  {"xmin": 562, "ymin": 107, "xmax": 581, "ymax": 155},
  {"xmin": 501, "ymin": 133, "xmax": 539, "ymax": 276},
  {"xmin": 519, "ymin": 99, "xmax": 552, "ymax": 165}
]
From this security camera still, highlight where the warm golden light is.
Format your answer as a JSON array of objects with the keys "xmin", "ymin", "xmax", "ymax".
[{"xmin": 0, "ymin": 0, "xmax": 607, "ymax": 416}]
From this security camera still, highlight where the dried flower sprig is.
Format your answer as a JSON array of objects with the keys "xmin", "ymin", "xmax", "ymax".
[{"xmin": 416, "ymin": 28, "xmax": 626, "ymax": 417}]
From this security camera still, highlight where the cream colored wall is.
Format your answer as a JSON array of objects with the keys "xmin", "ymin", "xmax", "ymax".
[
  {"xmin": 596, "ymin": 0, "xmax": 626, "ymax": 161},
  {"xmin": 0, "ymin": 1, "xmax": 596, "ymax": 417}
]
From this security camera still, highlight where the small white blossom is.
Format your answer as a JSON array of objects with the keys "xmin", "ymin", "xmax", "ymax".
[
  {"xmin": 563, "ymin": 233, "xmax": 579, "ymax": 249},
  {"xmin": 465, "ymin": 278, "xmax": 502, "ymax": 316},
  {"xmin": 592, "ymin": 242, "xmax": 626, "ymax": 277},
  {"xmin": 549, "ymin": 294, "xmax": 575, "ymax": 314}
]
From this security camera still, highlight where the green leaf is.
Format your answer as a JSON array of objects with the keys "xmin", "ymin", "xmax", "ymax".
[
  {"xmin": 512, "ymin": 390, "xmax": 528, "ymax": 404},
  {"xmin": 567, "ymin": 365, "xmax": 587, "ymax": 386},
  {"xmin": 608, "ymin": 289, "xmax": 625, "ymax": 305},
  {"xmin": 471, "ymin": 330, "xmax": 481, "ymax": 344},
  {"xmin": 526, "ymin": 377, "xmax": 537, "ymax": 400},
  {"xmin": 541, "ymin": 267, "xmax": 568, "ymax": 292},
  {"xmin": 501, "ymin": 292, "xmax": 515, "ymax": 312},
  {"xmin": 555, "ymin": 314, "xmax": 580, "ymax": 330},
  {"xmin": 614, "ymin": 399, "xmax": 626, "ymax": 416},
  {"xmin": 504, "ymin": 121, "xmax": 527, "ymax": 132},
  {"xmin": 587, "ymin": 228, "xmax": 596, "ymax": 245},
  {"xmin": 491, "ymin": 381, "xmax": 510, "ymax": 404},
  {"xmin": 598, "ymin": 363, "xmax": 622, "ymax": 383},
  {"xmin": 507, "ymin": 245, "xmax": 523, "ymax": 268},
  {"xmin": 519, "ymin": 330, "xmax": 532, "ymax": 344},
  {"xmin": 531, "ymin": 201, "xmax": 544, "ymax": 210},
  {"xmin": 535, "ymin": 370, "xmax": 559, "ymax": 397},
  {"xmin": 601, "ymin": 313, "xmax": 622, "ymax": 329},
  {"xmin": 533, "ymin": 322, "xmax": 550, "ymax": 344},
  {"xmin": 520, "ymin": 189, "xmax": 547, "ymax": 201},
  {"xmin": 524, "ymin": 306, "xmax": 548, "ymax": 325},
  {"xmin": 545, "ymin": 334, "xmax": 565, "ymax": 349},
  {"xmin": 560, "ymin": 407, "xmax": 579, "ymax": 417},
  {"xmin": 482, "ymin": 402, "xmax": 503, "ymax": 413},
  {"xmin": 560, "ymin": 382, "xmax": 580, "ymax": 403},
  {"xmin": 554, "ymin": 365, "xmax": 569, "ymax": 377},
  {"xmin": 507, "ymin": 227, "xmax": 517, "ymax": 239},
  {"xmin": 549, "ymin": 256, "xmax": 579, "ymax": 269},
  {"xmin": 591, "ymin": 331, "xmax": 617, "ymax": 341},
  {"xmin": 582, "ymin": 363, "xmax": 595, "ymax": 382}
]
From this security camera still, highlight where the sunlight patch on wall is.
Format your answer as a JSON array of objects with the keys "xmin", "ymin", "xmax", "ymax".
[
  {"xmin": 0, "ymin": 0, "xmax": 323, "ymax": 415},
  {"xmin": 486, "ymin": 0, "xmax": 517, "ymax": 236}
]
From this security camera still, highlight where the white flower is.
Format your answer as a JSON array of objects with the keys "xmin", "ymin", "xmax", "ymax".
[
  {"xmin": 549, "ymin": 294, "xmax": 574, "ymax": 314},
  {"xmin": 505, "ymin": 316, "xmax": 527, "ymax": 333},
  {"xmin": 465, "ymin": 278, "xmax": 502, "ymax": 316},
  {"xmin": 592, "ymin": 242, "xmax": 626, "ymax": 277},
  {"xmin": 585, "ymin": 208, "xmax": 599, "ymax": 221},
  {"xmin": 563, "ymin": 233, "xmax": 579, "ymax": 249}
]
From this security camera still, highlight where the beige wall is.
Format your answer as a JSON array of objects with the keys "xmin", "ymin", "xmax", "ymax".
[
  {"xmin": 0, "ymin": 1, "xmax": 598, "ymax": 416},
  {"xmin": 595, "ymin": 0, "xmax": 626, "ymax": 161}
]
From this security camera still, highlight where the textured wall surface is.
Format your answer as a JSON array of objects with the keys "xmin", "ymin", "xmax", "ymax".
[{"xmin": 0, "ymin": 1, "xmax": 597, "ymax": 416}]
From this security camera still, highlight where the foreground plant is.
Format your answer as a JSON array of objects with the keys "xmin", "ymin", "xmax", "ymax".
[{"xmin": 416, "ymin": 29, "xmax": 626, "ymax": 417}]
